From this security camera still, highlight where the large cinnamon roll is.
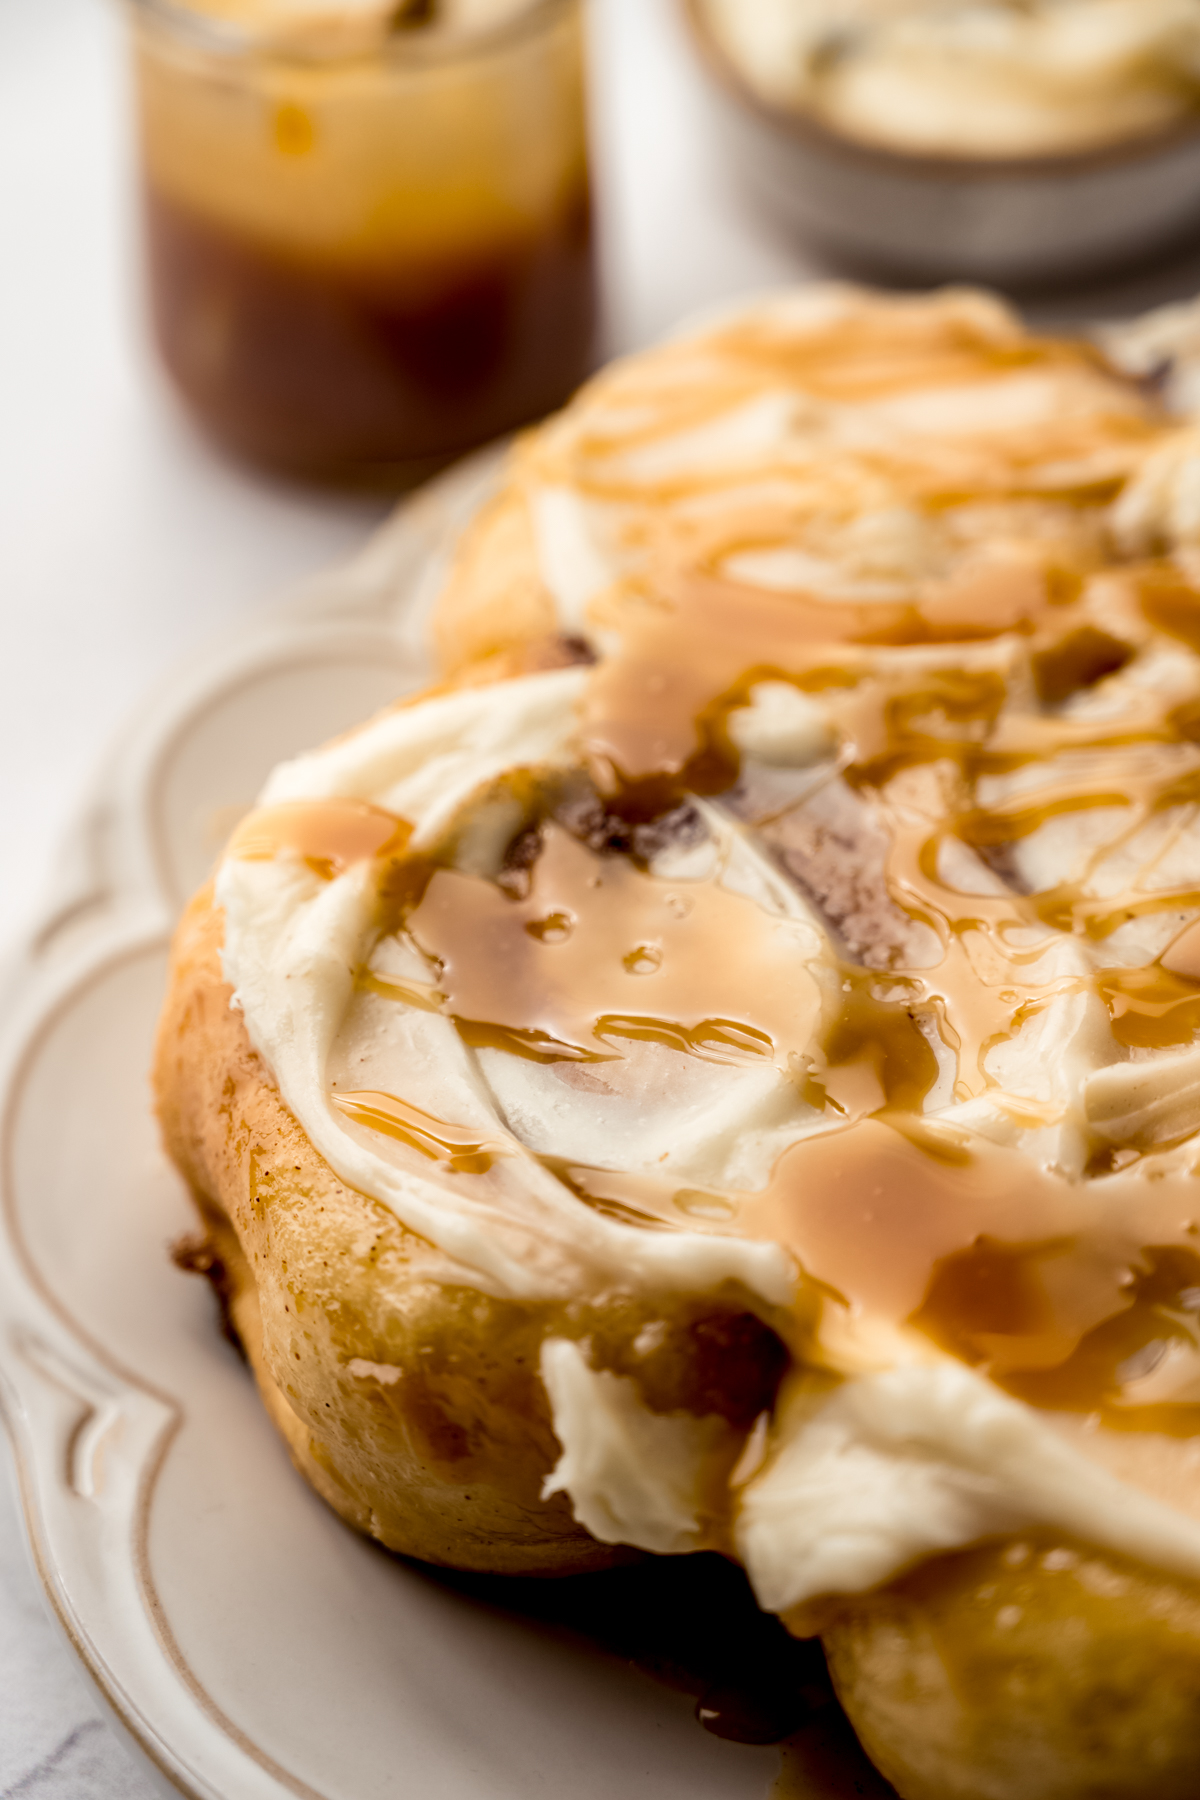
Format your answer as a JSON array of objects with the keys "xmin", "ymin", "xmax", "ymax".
[{"xmin": 156, "ymin": 286, "xmax": 1200, "ymax": 1798}]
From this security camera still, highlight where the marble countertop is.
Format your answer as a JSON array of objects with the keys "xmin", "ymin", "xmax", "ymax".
[{"xmin": 4, "ymin": 0, "xmax": 1200, "ymax": 1791}]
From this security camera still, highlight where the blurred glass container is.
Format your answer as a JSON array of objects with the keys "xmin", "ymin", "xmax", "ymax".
[{"xmin": 129, "ymin": 0, "xmax": 595, "ymax": 484}]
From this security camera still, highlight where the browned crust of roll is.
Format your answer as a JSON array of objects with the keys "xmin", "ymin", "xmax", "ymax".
[
  {"xmin": 822, "ymin": 1534, "xmax": 1200, "ymax": 1800},
  {"xmin": 151, "ymin": 635, "xmax": 793, "ymax": 1572},
  {"xmin": 153, "ymin": 884, "xmax": 622, "ymax": 1574},
  {"xmin": 432, "ymin": 487, "xmax": 557, "ymax": 674}
]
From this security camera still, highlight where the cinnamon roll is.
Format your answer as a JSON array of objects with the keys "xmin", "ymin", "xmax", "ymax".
[{"xmin": 156, "ymin": 286, "xmax": 1200, "ymax": 1798}]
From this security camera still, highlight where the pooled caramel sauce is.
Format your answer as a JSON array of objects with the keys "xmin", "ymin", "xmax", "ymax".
[
  {"xmin": 1031, "ymin": 625, "xmax": 1134, "ymax": 706},
  {"xmin": 918, "ymin": 1238, "xmax": 1200, "ymax": 1434},
  {"xmin": 1098, "ymin": 963, "xmax": 1200, "ymax": 1049},
  {"xmin": 430, "ymin": 1551, "xmax": 863, "ymax": 1773},
  {"xmin": 578, "ymin": 558, "xmax": 1079, "ymax": 804},
  {"xmin": 228, "ymin": 798, "xmax": 409, "ymax": 879},
  {"xmin": 819, "ymin": 973, "xmax": 940, "ymax": 1115},
  {"xmin": 772, "ymin": 1716, "xmax": 898, "ymax": 1800},
  {"xmin": 741, "ymin": 1117, "xmax": 1200, "ymax": 1399},
  {"xmin": 403, "ymin": 818, "xmax": 823, "ymax": 1068}
]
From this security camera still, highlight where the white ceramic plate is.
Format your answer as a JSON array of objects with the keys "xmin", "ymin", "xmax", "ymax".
[{"xmin": 0, "ymin": 451, "xmax": 889, "ymax": 1800}]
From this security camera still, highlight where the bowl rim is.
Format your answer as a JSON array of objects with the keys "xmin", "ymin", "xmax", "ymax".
[
  {"xmin": 126, "ymin": 0, "xmax": 577, "ymax": 71},
  {"xmin": 681, "ymin": 0, "xmax": 1200, "ymax": 183}
]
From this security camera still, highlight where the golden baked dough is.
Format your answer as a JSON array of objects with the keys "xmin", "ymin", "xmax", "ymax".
[
  {"xmin": 156, "ymin": 877, "xmax": 786, "ymax": 1573},
  {"xmin": 156, "ymin": 285, "xmax": 1200, "ymax": 1798},
  {"xmin": 824, "ymin": 1538, "xmax": 1200, "ymax": 1800},
  {"xmin": 434, "ymin": 487, "xmax": 558, "ymax": 674},
  {"xmin": 158, "ymin": 883, "xmax": 603, "ymax": 1572}
]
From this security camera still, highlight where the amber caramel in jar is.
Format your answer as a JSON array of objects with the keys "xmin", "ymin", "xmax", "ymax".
[{"xmin": 129, "ymin": 0, "xmax": 596, "ymax": 483}]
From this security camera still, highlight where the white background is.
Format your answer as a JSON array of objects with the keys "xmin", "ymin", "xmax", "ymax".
[{"xmin": 3, "ymin": 0, "xmax": 1200, "ymax": 1791}]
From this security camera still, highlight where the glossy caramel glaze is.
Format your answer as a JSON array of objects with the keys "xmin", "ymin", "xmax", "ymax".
[
  {"xmin": 228, "ymin": 798, "xmax": 410, "ymax": 876},
  {"xmin": 202, "ymin": 310, "xmax": 1200, "ymax": 1592},
  {"xmin": 242, "ymin": 292, "xmax": 1200, "ymax": 1450}
]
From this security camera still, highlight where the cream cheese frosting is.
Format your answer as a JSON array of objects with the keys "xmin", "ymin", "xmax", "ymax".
[
  {"xmin": 696, "ymin": 0, "xmax": 1200, "ymax": 159},
  {"xmin": 218, "ymin": 287, "xmax": 1200, "ymax": 1614}
]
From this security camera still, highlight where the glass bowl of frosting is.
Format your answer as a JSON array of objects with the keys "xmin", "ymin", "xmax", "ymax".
[
  {"xmin": 128, "ymin": 0, "xmax": 595, "ymax": 484},
  {"xmin": 686, "ymin": 0, "xmax": 1200, "ymax": 285}
]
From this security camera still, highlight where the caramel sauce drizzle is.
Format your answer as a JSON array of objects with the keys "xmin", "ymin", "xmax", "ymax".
[
  {"xmin": 330, "ymin": 1089, "xmax": 512, "ymax": 1175},
  {"xmin": 540, "ymin": 1158, "xmax": 741, "ymax": 1233},
  {"xmin": 543, "ymin": 315, "xmax": 1200, "ymax": 1425},
  {"xmin": 532, "ymin": 301, "xmax": 1157, "ymax": 528},
  {"xmin": 229, "ymin": 303, "xmax": 1200, "ymax": 1433},
  {"xmin": 1097, "ymin": 963, "xmax": 1200, "ymax": 1050},
  {"xmin": 741, "ymin": 1118, "xmax": 1200, "ymax": 1431},
  {"xmin": 356, "ymin": 968, "xmax": 446, "ymax": 1014},
  {"xmin": 227, "ymin": 798, "xmax": 410, "ymax": 880},
  {"xmin": 403, "ymin": 819, "xmax": 822, "ymax": 1069}
]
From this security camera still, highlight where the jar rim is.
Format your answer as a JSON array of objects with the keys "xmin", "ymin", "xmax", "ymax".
[{"xmin": 126, "ymin": 0, "xmax": 578, "ymax": 68}]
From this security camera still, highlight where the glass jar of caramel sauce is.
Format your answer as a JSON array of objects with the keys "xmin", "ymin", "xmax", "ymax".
[{"xmin": 129, "ymin": 0, "xmax": 596, "ymax": 484}]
